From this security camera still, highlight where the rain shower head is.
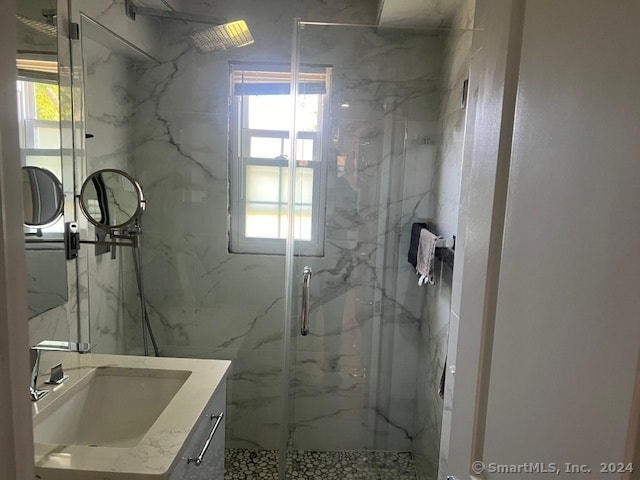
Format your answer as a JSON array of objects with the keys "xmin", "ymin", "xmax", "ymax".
[
  {"xmin": 125, "ymin": 0, "xmax": 254, "ymax": 52},
  {"xmin": 16, "ymin": 13, "xmax": 57, "ymax": 38},
  {"xmin": 191, "ymin": 20, "xmax": 254, "ymax": 52}
]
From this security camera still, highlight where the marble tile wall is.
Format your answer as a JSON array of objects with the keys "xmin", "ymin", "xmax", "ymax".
[
  {"xmin": 81, "ymin": 33, "xmax": 142, "ymax": 355},
  {"xmin": 127, "ymin": 5, "xmax": 444, "ymax": 452},
  {"xmin": 289, "ymin": 25, "xmax": 443, "ymax": 453},
  {"xmin": 412, "ymin": 1, "xmax": 476, "ymax": 479}
]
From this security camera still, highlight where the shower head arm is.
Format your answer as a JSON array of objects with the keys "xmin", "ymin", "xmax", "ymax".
[{"xmin": 125, "ymin": 0, "xmax": 226, "ymax": 26}]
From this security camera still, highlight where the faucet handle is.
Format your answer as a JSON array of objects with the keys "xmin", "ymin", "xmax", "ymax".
[{"xmin": 45, "ymin": 363, "xmax": 69, "ymax": 385}]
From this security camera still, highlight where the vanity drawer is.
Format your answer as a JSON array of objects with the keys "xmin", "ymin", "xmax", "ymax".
[{"xmin": 169, "ymin": 381, "xmax": 226, "ymax": 480}]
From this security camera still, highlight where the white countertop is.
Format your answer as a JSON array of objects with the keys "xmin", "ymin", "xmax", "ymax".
[{"xmin": 32, "ymin": 353, "xmax": 231, "ymax": 479}]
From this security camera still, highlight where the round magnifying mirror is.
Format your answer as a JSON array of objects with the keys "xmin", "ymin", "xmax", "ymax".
[
  {"xmin": 22, "ymin": 166, "xmax": 64, "ymax": 227},
  {"xmin": 79, "ymin": 169, "xmax": 145, "ymax": 230}
]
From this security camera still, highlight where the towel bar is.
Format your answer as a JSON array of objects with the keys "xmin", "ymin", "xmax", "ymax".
[{"xmin": 435, "ymin": 237, "xmax": 455, "ymax": 249}]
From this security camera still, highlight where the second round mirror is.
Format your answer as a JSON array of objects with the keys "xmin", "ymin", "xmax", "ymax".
[
  {"xmin": 79, "ymin": 169, "xmax": 145, "ymax": 230},
  {"xmin": 22, "ymin": 166, "xmax": 64, "ymax": 227}
]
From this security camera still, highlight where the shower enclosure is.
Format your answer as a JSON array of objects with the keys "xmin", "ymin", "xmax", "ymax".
[
  {"xmin": 280, "ymin": 21, "xmax": 447, "ymax": 478},
  {"xmin": 71, "ymin": 4, "xmax": 472, "ymax": 478}
]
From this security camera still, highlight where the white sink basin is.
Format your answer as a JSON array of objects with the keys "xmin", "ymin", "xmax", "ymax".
[
  {"xmin": 33, "ymin": 353, "xmax": 230, "ymax": 479},
  {"xmin": 35, "ymin": 366, "xmax": 190, "ymax": 447}
]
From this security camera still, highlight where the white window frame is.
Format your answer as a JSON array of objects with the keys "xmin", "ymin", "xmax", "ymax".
[
  {"xmin": 16, "ymin": 76, "xmax": 68, "ymax": 234},
  {"xmin": 228, "ymin": 63, "xmax": 330, "ymax": 256}
]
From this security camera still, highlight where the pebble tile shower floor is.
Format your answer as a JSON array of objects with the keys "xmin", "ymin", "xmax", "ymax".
[{"xmin": 225, "ymin": 449, "xmax": 417, "ymax": 479}]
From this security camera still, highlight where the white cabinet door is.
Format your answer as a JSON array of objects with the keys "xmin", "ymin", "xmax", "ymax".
[{"xmin": 169, "ymin": 381, "xmax": 226, "ymax": 480}]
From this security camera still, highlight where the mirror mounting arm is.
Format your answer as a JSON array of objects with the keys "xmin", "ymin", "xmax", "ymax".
[
  {"xmin": 79, "ymin": 237, "xmax": 139, "ymax": 248},
  {"xmin": 64, "ymin": 221, "xmax": 139, "ymax": 260}
]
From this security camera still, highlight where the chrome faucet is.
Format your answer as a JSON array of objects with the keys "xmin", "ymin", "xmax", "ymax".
[{"xmin": 30, "ymin": 340, "xmax": 92, "ymax": 401}]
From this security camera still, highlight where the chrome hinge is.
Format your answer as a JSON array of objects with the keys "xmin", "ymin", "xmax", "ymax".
[{"xmin": 69, "ymin": 22, "xmax": 80, "ymax": 40}]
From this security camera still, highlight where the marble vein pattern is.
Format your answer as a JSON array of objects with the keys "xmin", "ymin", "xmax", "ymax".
[
  {"xmin": 125, "ymin": 16, "xmax": 445, "ymax": 451},
  {"xmin": 82, "ymin": 33, "xmax": 143, "ymax": 355}
]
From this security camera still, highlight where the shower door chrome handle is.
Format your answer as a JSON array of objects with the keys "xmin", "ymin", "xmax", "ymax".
[{"xmin": 301, "ymin": 266, "xmax": 312, "ymax": 336}]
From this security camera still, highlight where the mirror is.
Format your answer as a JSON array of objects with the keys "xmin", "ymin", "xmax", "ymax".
[
  {"xmin": 22, "ymin": 166, "xmax": 64, "ymax": 227},
  {"xmin": 17, "ymin": 0, "xmax": 70, "ymax": 319},
  {"xmin": 79, "ymin": 169, "xmax": 145, "ymax": 230}
]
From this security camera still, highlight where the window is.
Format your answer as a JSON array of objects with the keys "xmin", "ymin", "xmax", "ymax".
[
  {"xmin": 229, "ymin": 64, "xmax": 330, "ymax": 255},
  {"xmin": 16, "ymin": 62, "xmax": 69, "ymax": 234}
]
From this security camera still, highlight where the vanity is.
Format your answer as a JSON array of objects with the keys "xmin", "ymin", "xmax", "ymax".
[{"xmin": 32, "ymin": 353, "xmax": 230, "ymax": 479}]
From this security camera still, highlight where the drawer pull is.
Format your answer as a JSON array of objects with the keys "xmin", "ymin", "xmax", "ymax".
[{"xmin": 186, "ymin": 411, "xmax": 224, "ymax": 466}]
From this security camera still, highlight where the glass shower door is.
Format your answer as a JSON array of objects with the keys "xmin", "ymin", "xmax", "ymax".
[{"xmin": 284, "ymin": 21, "xmax": 450, "ymax": 479}]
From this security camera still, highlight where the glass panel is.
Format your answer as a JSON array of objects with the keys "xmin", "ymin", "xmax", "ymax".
[
  {"xmin": 16, "ymin": 1, "xmax": 69, "ymax": 319},
  {"xmin": 78, "ymin": 12, "xmax": 161, "ymax": 357},
  {"xmin": 284, "ymin": 22, "xmax": 473, "ymax": 480}
]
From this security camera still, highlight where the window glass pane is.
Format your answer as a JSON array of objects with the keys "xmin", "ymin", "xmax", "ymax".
[
  {"xmin": 249, "ymin": 137, "xmax": 284, "ymax": 159},
  {"xmin": 24, "ymin": 155, "xmax": 62, "ymax": 179},
  {"xmin": 296, "ymin": 95, "xmax": 320, "ymax": 132},
  {"xmin": 245, "ymin": 203, "xmax": 281, "ymax": 239},
  {"xmin": 297, "ymin": 138, "xmax": 314, "ymax": 161},
  {"xmin": 30, "ymin": 122, "xmax": 60, "ymax": 149},
  {"xmin": 246, "ymin": 94, "xmax": 319, "ymax": 132},
  {"xmin": 244, "ymin": 166, "xmax": 314, "ymax": 241},
  {"xmin": 293, "ymin": 205, "xmax": 313, "ymax": 241},
  {"xmin": 282, "ymin": 138, "xmax": 315, "ymax": 162},
  {"xmin": 279, "ymin": 167, "xmax": 314, "ymax": 204},
  {"xmin": 295, "ymin": 168, "xmax": 314, "ymax": 204},
  {"xmin": 278, "ymin": 206, "xmax": 288, "ymax": 239},
  {"xmin": 34, "ymin": 83, "xmax": 61, "ymax": 121},
  {"xmin": 276, "ymin": 210, "xmax": 312, "ymax": 241},
  {"xmin": 248, "ymin": 95, "xmax": 290, "ymax": 130},
  {"xmin": 246, "ymin": 165, "xmax": 282, "ymax": 202}
]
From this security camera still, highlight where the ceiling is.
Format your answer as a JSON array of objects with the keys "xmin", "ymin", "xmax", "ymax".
[
  {"xmin": 133, "ymin": 0, "xmax": 465, "ymax": 29},
  {"xmin": 377, "ymin": 0, "xmax": 465, "ymax": 28}
]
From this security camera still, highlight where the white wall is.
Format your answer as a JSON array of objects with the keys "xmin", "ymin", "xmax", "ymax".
[
  {"xmin": 0, "ymin": 1, "xmax": 36, "ymax": 478},
  {"xmin": 482, "ymin": 0, "xmax": 640, "ymax": 476},
  {"xmin": 442, "ymin": 0, "xmax": 640, "ymax": 478}
]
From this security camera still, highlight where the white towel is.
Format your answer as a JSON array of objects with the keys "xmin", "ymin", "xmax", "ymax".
[{"xmin": 416, "ymin": 229, "xmax": 439, "ymax": 285}]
